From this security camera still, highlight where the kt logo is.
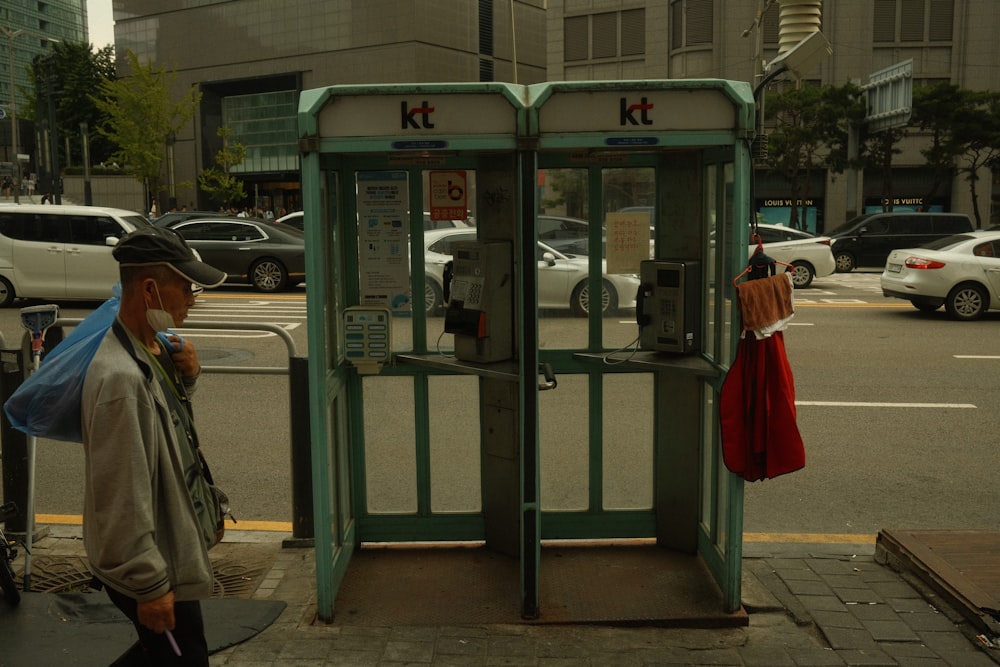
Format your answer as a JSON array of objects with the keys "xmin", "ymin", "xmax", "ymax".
[
  {"xmin": 620, "ymin": 97, "xmax": 653, "ymax": 126},
  {"xmin": 401, "ymin": 100, "xmax": 435, "ymax": 129}
]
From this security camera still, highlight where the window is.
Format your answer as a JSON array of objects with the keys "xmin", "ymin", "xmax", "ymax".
[
  {"xmin": 873, "ymin": 0, "xmax": 953, "ymax": 43},
  {"xmin": 70, "ymin": 216, "xmax": 123, "ymax": 246},
  {"xmin": 671, "ymin": 0, "xmax": 713, "ymax": 48},
  {"xmin": 222, "ymin": 91, "xmax": 299, "ymax": 174},
  {"xmin": 563, "ymin": 9, "xmax": 645, "ymax": 61},
  {"xmin": 176, "ymin": 221, "xmax": 264, "ymax": 242}
]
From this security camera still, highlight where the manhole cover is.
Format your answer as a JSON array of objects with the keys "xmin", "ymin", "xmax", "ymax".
[{"xmin": 16, "ymin": 555, "xmax": 271, "ymax": 599}]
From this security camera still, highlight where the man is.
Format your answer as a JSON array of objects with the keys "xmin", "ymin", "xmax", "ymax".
[{"xmin": 81, "ymin": 226, "xmax": 227, "ymax": 665}]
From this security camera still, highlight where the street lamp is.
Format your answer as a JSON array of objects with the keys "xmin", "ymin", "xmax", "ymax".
[{"xmin": 2, "ymin": 26, "xmax": 59, "ymax": 204}]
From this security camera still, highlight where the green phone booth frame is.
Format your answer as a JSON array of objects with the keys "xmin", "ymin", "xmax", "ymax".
[
  {"xmin": 527, "ymin": 79, "xmax": 755, "ymax": 615},
  {"xmin": 298, "ymin": 80, "xmax": 755, "ymax": 623}
]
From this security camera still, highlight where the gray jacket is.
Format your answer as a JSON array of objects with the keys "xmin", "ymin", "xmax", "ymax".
[{"xmin": 81, "ymin": 319, "xmax": 213, "ymax": 602}]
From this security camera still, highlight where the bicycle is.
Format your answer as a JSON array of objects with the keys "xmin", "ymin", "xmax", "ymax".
[{"xmin": 0, "ymin": 501, "xmax": 22, "ymax": 606}]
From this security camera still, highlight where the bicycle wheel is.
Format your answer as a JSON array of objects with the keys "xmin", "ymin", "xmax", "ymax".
[{"xmin": 0, "ymin": 551, "xmax": 20, "ymax": 607}]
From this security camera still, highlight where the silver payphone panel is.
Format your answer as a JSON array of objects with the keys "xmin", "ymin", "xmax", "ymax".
[
  {"xmin": 638, "ymin": 259, "xmax": 701, "ymax": 354},
  {"xmin": 444, "ymin": 240, "xmax": 513, "ymax": 363}
]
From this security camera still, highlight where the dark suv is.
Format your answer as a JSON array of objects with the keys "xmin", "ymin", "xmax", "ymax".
[{"xmin": 827, "ymin": 212, "xmax": 973, "ymax": 272}]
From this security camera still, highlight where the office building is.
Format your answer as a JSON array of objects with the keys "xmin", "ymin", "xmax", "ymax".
[
  {"xmin": 1, "ymin": 0, "xmax": 86, "ymax": 172},
  {"xmin": 114, "ymin": 0, "xmax": 997, "ymax": 226}
]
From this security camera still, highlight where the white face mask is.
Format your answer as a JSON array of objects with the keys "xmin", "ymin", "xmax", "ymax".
[{"xmin": 146, "ymin": 282, "xmax": 176, "ymax": 333}]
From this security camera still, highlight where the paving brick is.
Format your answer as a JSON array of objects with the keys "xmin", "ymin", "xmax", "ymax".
[
  {"xmin": 821, "ymin": 574, "xmax": 871, "ymax": 590},
  {"xmin": 833, "ymin": 648, "xmax": 897, "ymax": 666},
  {"xmin": 819, "ymin": 627, "xmax": 880, "ymax": 651},
  {"xmin": 897, "ymin": 611, "xmax": 958, "ymax": 632},
  {"xmin": 786, "ymin": 579, "xmax": 837, "ymax": 596},
  {"xmin": 811, "ymin": 609, "xmax": 865, "ymax": 630},
  {"xmin": 785, "ymin": 647, "xmax": 847, "ymax": 665},
  {"xmin": 848, "ymin": 604, "xmax": 901, "ymax": 622},
  {"xmin": 868, "ymin": 581, "xmax": 922, "ymax": 599},
  {"xmin": 835, "ymin": 589, "xmax": 885, "ymax": 604},
  {"xmin": 859, "ymin": 619, "xmax": 920, "ymax": 642},
  {"xmin": 799, "ymin": 595, "xmax": 849, "ymax": 613}
]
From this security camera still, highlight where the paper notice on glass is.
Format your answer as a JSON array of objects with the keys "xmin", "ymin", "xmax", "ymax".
[
  {"xmin": 606, "ymin": 211, "xmax": 652, "ymax": 274},
  {"xmin": 357, "ymin": 171, "xmax": 411, "ymax": 310}
]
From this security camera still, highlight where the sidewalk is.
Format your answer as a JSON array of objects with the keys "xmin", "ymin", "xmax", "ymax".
[{"xmin": 16, "ymin": 525, "xmax": 1000, "ymax": 666}]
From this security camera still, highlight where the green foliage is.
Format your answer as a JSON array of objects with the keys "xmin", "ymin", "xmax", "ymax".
[
  {"xmin": 762, "ymin": 82, "xmax": 862, "ymax": 227},
  {"xmin": 911, "ymin": 83, "xmax": 1000, "ymax": 226},
  {"xmin": 24, "ymin": 42, "xmax": 117, "ymax": 165},
  {"xmin": 91, "ymin": 50, "xmax": 200, "ymax": 198},
  {"xmin": 198, "ymin": 126, "xmax": 247, "ymax": 207}
]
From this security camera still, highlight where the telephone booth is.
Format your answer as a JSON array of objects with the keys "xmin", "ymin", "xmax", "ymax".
[{"xmin": 298, "ymin": 80, "xmax": 755, "ymax": 623}]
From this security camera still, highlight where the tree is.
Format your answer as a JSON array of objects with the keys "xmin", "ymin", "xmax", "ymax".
[
  {"xmin": 951, "ymin": 91, "xmax": 1000, "ymax": 228},
  {"xmin": 910, "ymin": 83, "xmax": 967, "ymax": 209},
  {"xmin": 91, "ymin": 50, "xmax": 200, "ymax": 208},
  {"xmin": 23, "ymin": 41, "xmax": 117, "ymax": 167},
  {"xmin": 198, "ymin": 126, "xmax": 247, "ymax": 208},
  {"xmin": 762, "ymin": 82, "xmax": 861, "ymax": 228}
]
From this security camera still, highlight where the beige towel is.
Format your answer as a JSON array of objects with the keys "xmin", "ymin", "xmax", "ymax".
[{"xmin": 736, "ymin": 272, "xmax": 794, "ymax": 332}]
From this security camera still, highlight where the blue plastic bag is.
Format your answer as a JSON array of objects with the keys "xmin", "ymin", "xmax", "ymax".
[{"xmin": 4, "ymin": 285, "xmax": 121, "ymax": 443}]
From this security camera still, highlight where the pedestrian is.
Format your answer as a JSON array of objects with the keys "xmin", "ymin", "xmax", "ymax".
[{"xmin": 81, "ymin": 226, "xmax": 229, "ymax": 665}]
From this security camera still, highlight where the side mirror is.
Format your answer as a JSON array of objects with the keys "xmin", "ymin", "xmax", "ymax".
[{"xmin": 542, "ymin": 252, "xmax": 556, "ymax": 267}]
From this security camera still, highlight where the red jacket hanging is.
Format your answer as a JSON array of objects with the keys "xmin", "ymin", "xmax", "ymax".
[{"xmin": 720, "ymin": 272, "xmax": 805, "ymax": 481}]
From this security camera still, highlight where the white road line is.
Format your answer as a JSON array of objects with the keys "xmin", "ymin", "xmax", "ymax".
[
  {"xmin": 953, "ymin": 355, "xmax": 1000, "ymax": 359},
  {"xmin": 796, "ymin": 401, "xmax": 976, "ymax": 409}
]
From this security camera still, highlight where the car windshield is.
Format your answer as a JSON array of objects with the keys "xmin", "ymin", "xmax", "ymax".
[{"xmin": 921, "ymin": 234, "xmax": 975, "ymax": 251}]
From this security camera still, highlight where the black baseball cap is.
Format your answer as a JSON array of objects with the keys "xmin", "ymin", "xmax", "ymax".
[{"xmin": 114, "ymin": 226, "xmax": 227, "ymax": 288}]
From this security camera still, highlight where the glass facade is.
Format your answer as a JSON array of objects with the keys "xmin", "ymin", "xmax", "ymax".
[{"xmin": 222, "ymin": 91, "xmax": 299, "ymax": 174}]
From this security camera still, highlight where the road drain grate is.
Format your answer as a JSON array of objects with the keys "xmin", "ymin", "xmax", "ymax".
[{"xmin": 16, "ymin": 555, "xmax": 271, "ymax": 599}]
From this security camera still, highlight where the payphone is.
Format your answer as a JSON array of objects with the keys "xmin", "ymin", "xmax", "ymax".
[
  {"xmin": 637, "ymin": 259, "xmax": 701, "ymax": 354},
  {"xmin": 444, "ymin": 240, "xmax": 513, "ymax": 363}
]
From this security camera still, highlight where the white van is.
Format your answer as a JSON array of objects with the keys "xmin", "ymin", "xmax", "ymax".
[{"xmin": 0, "ymin": 205, "xmax": 151, "ymax": 307}]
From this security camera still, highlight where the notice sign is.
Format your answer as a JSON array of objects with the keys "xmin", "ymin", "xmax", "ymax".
[
  {"xmin": 357, "ymin": 171, "xmax": 411, "ymax": 310},
  {"xmin": 428, "ymin": 170, "xmax": 467, "ymax": 221},
  {"xmin": 606, "ymin": 211, "xmax": 652, "ymax": 275}
]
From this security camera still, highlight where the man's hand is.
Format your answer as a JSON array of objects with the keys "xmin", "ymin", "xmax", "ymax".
[
  {"xmin": 137, "ymin": 590, "xmax": 176, "ymax": 633},
  {"xmin": 165, "ymin": 335, "xmax": 201, "ymax": 380}
]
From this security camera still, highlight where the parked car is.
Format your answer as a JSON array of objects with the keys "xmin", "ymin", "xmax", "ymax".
[
  {"xmin": 711, "ymin": 223, "xmax": 835, "ymax": 288},
  {"xmin": 827, "ymin": 212, "xmax": 973, "ymax": 272},
  {"xmin": 0, "ymin": 205, "xmax": 151, "ymax": 307},
  {"xmin": 160, "ymin": 217, "xmax": 305, "ymax": 292},
  {"xmin": 275, "ymin": 211, "xmax": 470, "ymax": 233},
  {"xmin": 880, "ymin": 230, "xmax": 1000, "ymax": 320},
  {"xmin": 422, "ymin": 228, "xmax": 640, "ymax": 316},
  {"xmin": 275, "ymin": 210, "xmax": 304, "ymax": 231},
  {"xmin": 751, "ymin": 223, "xmax": 836, "ymax": 288}
]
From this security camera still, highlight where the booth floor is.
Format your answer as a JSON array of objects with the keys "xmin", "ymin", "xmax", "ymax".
[{"xmin": 332, "ymin": 543, "xmax": 747, "ymax": 627}]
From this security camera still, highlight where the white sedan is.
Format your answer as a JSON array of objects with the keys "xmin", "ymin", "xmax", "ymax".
[
  {"xmin": 751, "ymin": 224, "xmax": 836, "ymax": 288},
  {"xmin": 422, "ymin": 229, "xmax": 639, "ymax": 316},
  {"xmin": 880, "ymin": 231, "xmax": 1000, "ymax": 320}
]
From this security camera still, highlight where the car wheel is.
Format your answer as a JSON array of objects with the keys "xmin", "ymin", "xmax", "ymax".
[
  {"xmin": 0, "ymin": 277, "xmax": 14, "ymax": 308},
  {"xmin": 424, "ymin": 278, "xmax": 443, "ymax": 314},
  {"xmin": 834, "ymin": 251, "xmax": 855, "ymax": 273},
  {"xmin": 250, "ymin": 259, "xmax": 288, "ymax": 292},
  {"xmin": 944, "ymin": 283, "xmax": 987, "ymax": 321},
  {"xmin": 789, "ymin": 261, "xmax": 814, "ymax": 288},
  {"xmin": 570, "ymin": 279, "xmax": 617, "ymax": 317},
  {"xmin": 910, "ymin": 300, "xmax": 940, "ymax": 313}
]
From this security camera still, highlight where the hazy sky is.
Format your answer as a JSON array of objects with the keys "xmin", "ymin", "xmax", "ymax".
[{"xmin": 86, "ymin": 0, "xmax": 114, "ymax": 48}]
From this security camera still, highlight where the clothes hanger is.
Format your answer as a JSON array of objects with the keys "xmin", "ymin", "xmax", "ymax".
[{"xmin": 732, "ymin": 234, "xmax": 794, "ymax": 287}]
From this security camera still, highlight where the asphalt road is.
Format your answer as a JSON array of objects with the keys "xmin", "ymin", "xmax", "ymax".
[{"xmin": 4, "ymin": 273, "xmax": 999, "ymax": 539}]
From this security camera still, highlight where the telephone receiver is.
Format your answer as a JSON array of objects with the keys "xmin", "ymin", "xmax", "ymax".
[
  {"xmin": 443, "ymin": 260, "xmax": 454, "ymax": 303},
  {"xmin": 635, "ymin": 283, "xmax": 652, "ymax": 327}
]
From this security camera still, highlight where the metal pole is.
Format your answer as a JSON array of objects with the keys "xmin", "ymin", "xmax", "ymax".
[
  {"xmin": 17, "ymin": 304, "xmax": 59, "ymax": 591},
  {"xmin": 81, "ymin": 121, "xmax": 92, "ymax": 205}
]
